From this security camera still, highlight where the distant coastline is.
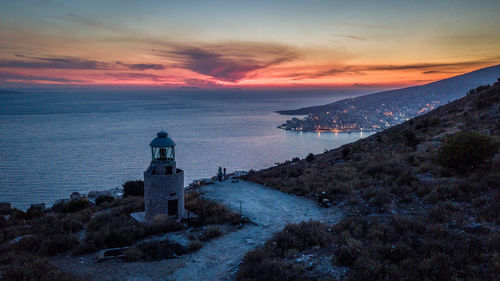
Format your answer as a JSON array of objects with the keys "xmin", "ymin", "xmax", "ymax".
[
  {"xmin": 275, "ymin": 65, "xmax": 500, "ymax": 134},
  {"xmin": 277, "ymin": 122, "xmax": 378, "ymax": 134}
]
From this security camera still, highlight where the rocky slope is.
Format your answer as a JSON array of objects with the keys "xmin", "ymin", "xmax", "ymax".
[{"xmin": 240, "ymin": 80, "xmax": 500, "ymax": 280}]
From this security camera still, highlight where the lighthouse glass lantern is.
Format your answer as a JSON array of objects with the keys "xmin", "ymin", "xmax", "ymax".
[
  {"xmin": 151, "ymin": 131, "xmax": 175, "ymax": 161},
  {"xmin": 149, "ymin": 131, "xmax": 176, "ymax": 175}
]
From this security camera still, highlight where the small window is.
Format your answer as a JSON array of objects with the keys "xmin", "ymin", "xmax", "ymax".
[
  {"xmin": 169, "ymin": 193, "xmax": 176, "ymax": 196},
  {"xmin": 165, "ymin": 166, "xmax": 173, "ymax": 174}
]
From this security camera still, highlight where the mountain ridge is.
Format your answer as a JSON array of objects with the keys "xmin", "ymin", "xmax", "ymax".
[{"xmin": 277, "ymin": 64, "xmax": 500, "ymax": 132}]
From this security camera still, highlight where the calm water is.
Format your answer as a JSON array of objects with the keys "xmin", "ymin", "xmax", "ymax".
[{"xmin": 0, "ymin": 89, "xmax": 372, "ymax": 209}]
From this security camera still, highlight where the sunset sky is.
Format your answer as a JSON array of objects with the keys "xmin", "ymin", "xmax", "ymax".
[{"xmin": 1, "ymin": 0, "xmax": 499, "ymax": 89}]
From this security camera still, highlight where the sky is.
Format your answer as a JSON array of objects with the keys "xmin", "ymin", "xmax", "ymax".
[{"xmin": 0, "ymin": 0, "xmax": 499, "ymax": 89}]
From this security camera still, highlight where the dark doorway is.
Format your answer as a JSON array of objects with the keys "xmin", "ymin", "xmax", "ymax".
[
  {"xmin": 168, "ymin": 199, "xmax": 178, "ymax": 216},
  {"xmin": 165, "ymin": 166, "xmax": 173, "ymax": 175}
]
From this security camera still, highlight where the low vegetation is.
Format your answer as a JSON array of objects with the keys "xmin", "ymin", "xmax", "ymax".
[
  {"xmin": 123, "ymin": 240, "xmax": 188, "ymax": 262},
  {"xmin": 185, "ymin": 191, "xmax": 249, "ymax": 226},
  {"xmin": 238, "ymin": 221, "xmax": 333, "ymax": 281},
  {"xmin": 332, "ymin": 214, "xmax": 498, "ymax": 281},
  {"xmin": 1, "ymin": 253, "xmax": 87, "ymax": 281},
  {"xmin": 240, "ymin": 81, "xmax": 500, "ymax": 280},
  {"xmin": 122, "ymin": 180, "xmax": 144, "ymax": 197},
  {"xmin": 0, "ymin": 184, "xmax": 246, "ymax": 280},
  {"xmin": 437, "ymin": 131, "xmax": 496, "ymax": 174},
  {"xmin": 95, "ymin": 195, "xmax": 114, "ymax": 205}
]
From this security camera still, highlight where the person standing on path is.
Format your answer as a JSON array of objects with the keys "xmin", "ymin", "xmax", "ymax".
[
  {"xmin": 223, "ymin": 168, "xmax": 226, "ymax": 180},
  {"xmin": 218, "ymin": 167, "xmax": 223, "ymax": 182}
]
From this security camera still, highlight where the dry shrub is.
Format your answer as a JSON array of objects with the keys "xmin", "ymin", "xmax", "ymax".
[
  {"xmin": 332, "ymin": 214, "xmax": 497, "ymax": 281},
  {"xmin": 95, "ymin": 195, "xmax": 114, "ymax": 205},
  {"xmin": 189, "ymin": 240, "xmax": 203, "ymax": 251},
  {"xmin": 185, "ymin": 192, "xmax": 246, "ymax": 226},
  {"xmin": 237, "ymin": 221, "xmax": 332, "ymax": 281},
  {"xmin": 478, "ymin": 192, "xmax": 500, "ymax": 223},
  {"xmin": 2, "ymin": 253, "xmax": 84, "ymax": 281},
  {"xmin": 2, "ymin": 232, "xmax": 80, "ymax": 257},
  {"xmin": 238, "ymin": 257, "xmax": 306, "ymax": 281},
  {"xmin": 77, "ymin": 214, "xmax": 146, "ymax": 254},
  {"xmin": 200, "ymin": 225, "xmax": 222, "ymax": 241},
  {"xmin": 39, "ymin": 233, "xmax": 79, "ymax": 256},
  {"xmin": 239, "ymin": 82, "xmax": 500, "ymax": 281},
  {"xmin": 336, "ymin": 238, "xmax": 362, "ymax": 266},
  {"xmin": 122, "ymin": 247, "xmax": 143, "ymax": 262},
  {"xmin": 123, "ymin": 240, "xmax": 187, "ymax": 262},
  {"xmin": 273, "ymin": 221, "xmax": 333, "ymax": 254}
]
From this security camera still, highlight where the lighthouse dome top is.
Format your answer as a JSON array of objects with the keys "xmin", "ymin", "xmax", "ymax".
[{"xmin": 150, "ymin": 131, "xmax": 176, "ymax": 148}]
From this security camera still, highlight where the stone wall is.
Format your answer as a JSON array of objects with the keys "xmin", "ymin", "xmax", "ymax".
[
  {"xmin": 144, "ymin": 169, "xmax": 185, "ymax": 220},
  {"xmin": 151, "ymin": 159, "xmax": 176, "ymax": 175}
]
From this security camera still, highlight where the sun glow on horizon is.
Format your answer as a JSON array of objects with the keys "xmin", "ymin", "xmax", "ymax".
[{"xmin": 1, "ymin": 0, "xmax": 499, "ymax": 89}]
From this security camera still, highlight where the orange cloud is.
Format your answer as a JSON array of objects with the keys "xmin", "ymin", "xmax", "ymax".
[{"xmin": 1, "ymin": 41, "xmax": 498, "ymax": 89}]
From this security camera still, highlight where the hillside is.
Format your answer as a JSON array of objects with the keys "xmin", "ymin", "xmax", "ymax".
[
  {"xmin": 0, "ymin": 184, "xmax": 249, "ymax": 280},
  {"xmin": 278, "ymin": 64, "xmax": 500, "ymax": 132},
  {"xmin": 240, "ymin": 80, "xmax": 500, "ymax": 280}
]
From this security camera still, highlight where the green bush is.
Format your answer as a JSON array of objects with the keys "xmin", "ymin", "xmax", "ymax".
[
  {"xmin": 122, "ymin": 180, "xmax": 144, "ymax": 197},
  {"xmin": 437, "ymin": 132, "xmax": 496, "ymax": 173},
  {"xmin": 305, "ymin": 153, "xmax": 316, "ymax": 162}
]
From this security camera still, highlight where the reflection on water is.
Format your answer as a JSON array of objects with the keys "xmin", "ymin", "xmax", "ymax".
[{"xmin": 0, "ymin": 89, "xmax": 372, "ymax": 209}]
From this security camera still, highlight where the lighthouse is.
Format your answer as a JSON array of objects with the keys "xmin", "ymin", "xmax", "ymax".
[{"xmin": 144, "ymin": 131, "xmax": 186, "ymax": 220}]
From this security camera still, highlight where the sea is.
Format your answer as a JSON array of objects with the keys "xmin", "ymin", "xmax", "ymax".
[{"xmin": 0, "ymin": 88, "xmax": 373, "ymax": 209}]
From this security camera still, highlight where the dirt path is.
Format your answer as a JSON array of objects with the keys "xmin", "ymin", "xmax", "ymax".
[
  {"xmin": 168, "ymin": 180, "xmax": 342, "ymax": 281},
  {"xmin": 52, "ymin": 180, "xmax": 341, "ymax": 281}
]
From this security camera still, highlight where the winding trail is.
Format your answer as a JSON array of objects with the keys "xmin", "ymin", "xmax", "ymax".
[
  {"xmin": 168, "ymin": 180, "xmax": 342, "ymax": 281},
  {"xmin": 52, "ymin": 180, "xmax": 341, "ymax": 281}
]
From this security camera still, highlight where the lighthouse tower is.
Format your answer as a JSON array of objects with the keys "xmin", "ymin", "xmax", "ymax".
[{"xmin": 144, "ymin": 131, "xmax": 186, "ymax": 220}]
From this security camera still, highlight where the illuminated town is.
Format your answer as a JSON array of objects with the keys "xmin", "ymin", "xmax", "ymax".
[{"xmin": 279, "ymin": 100, "xmax": 440, "ymax": 132}]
